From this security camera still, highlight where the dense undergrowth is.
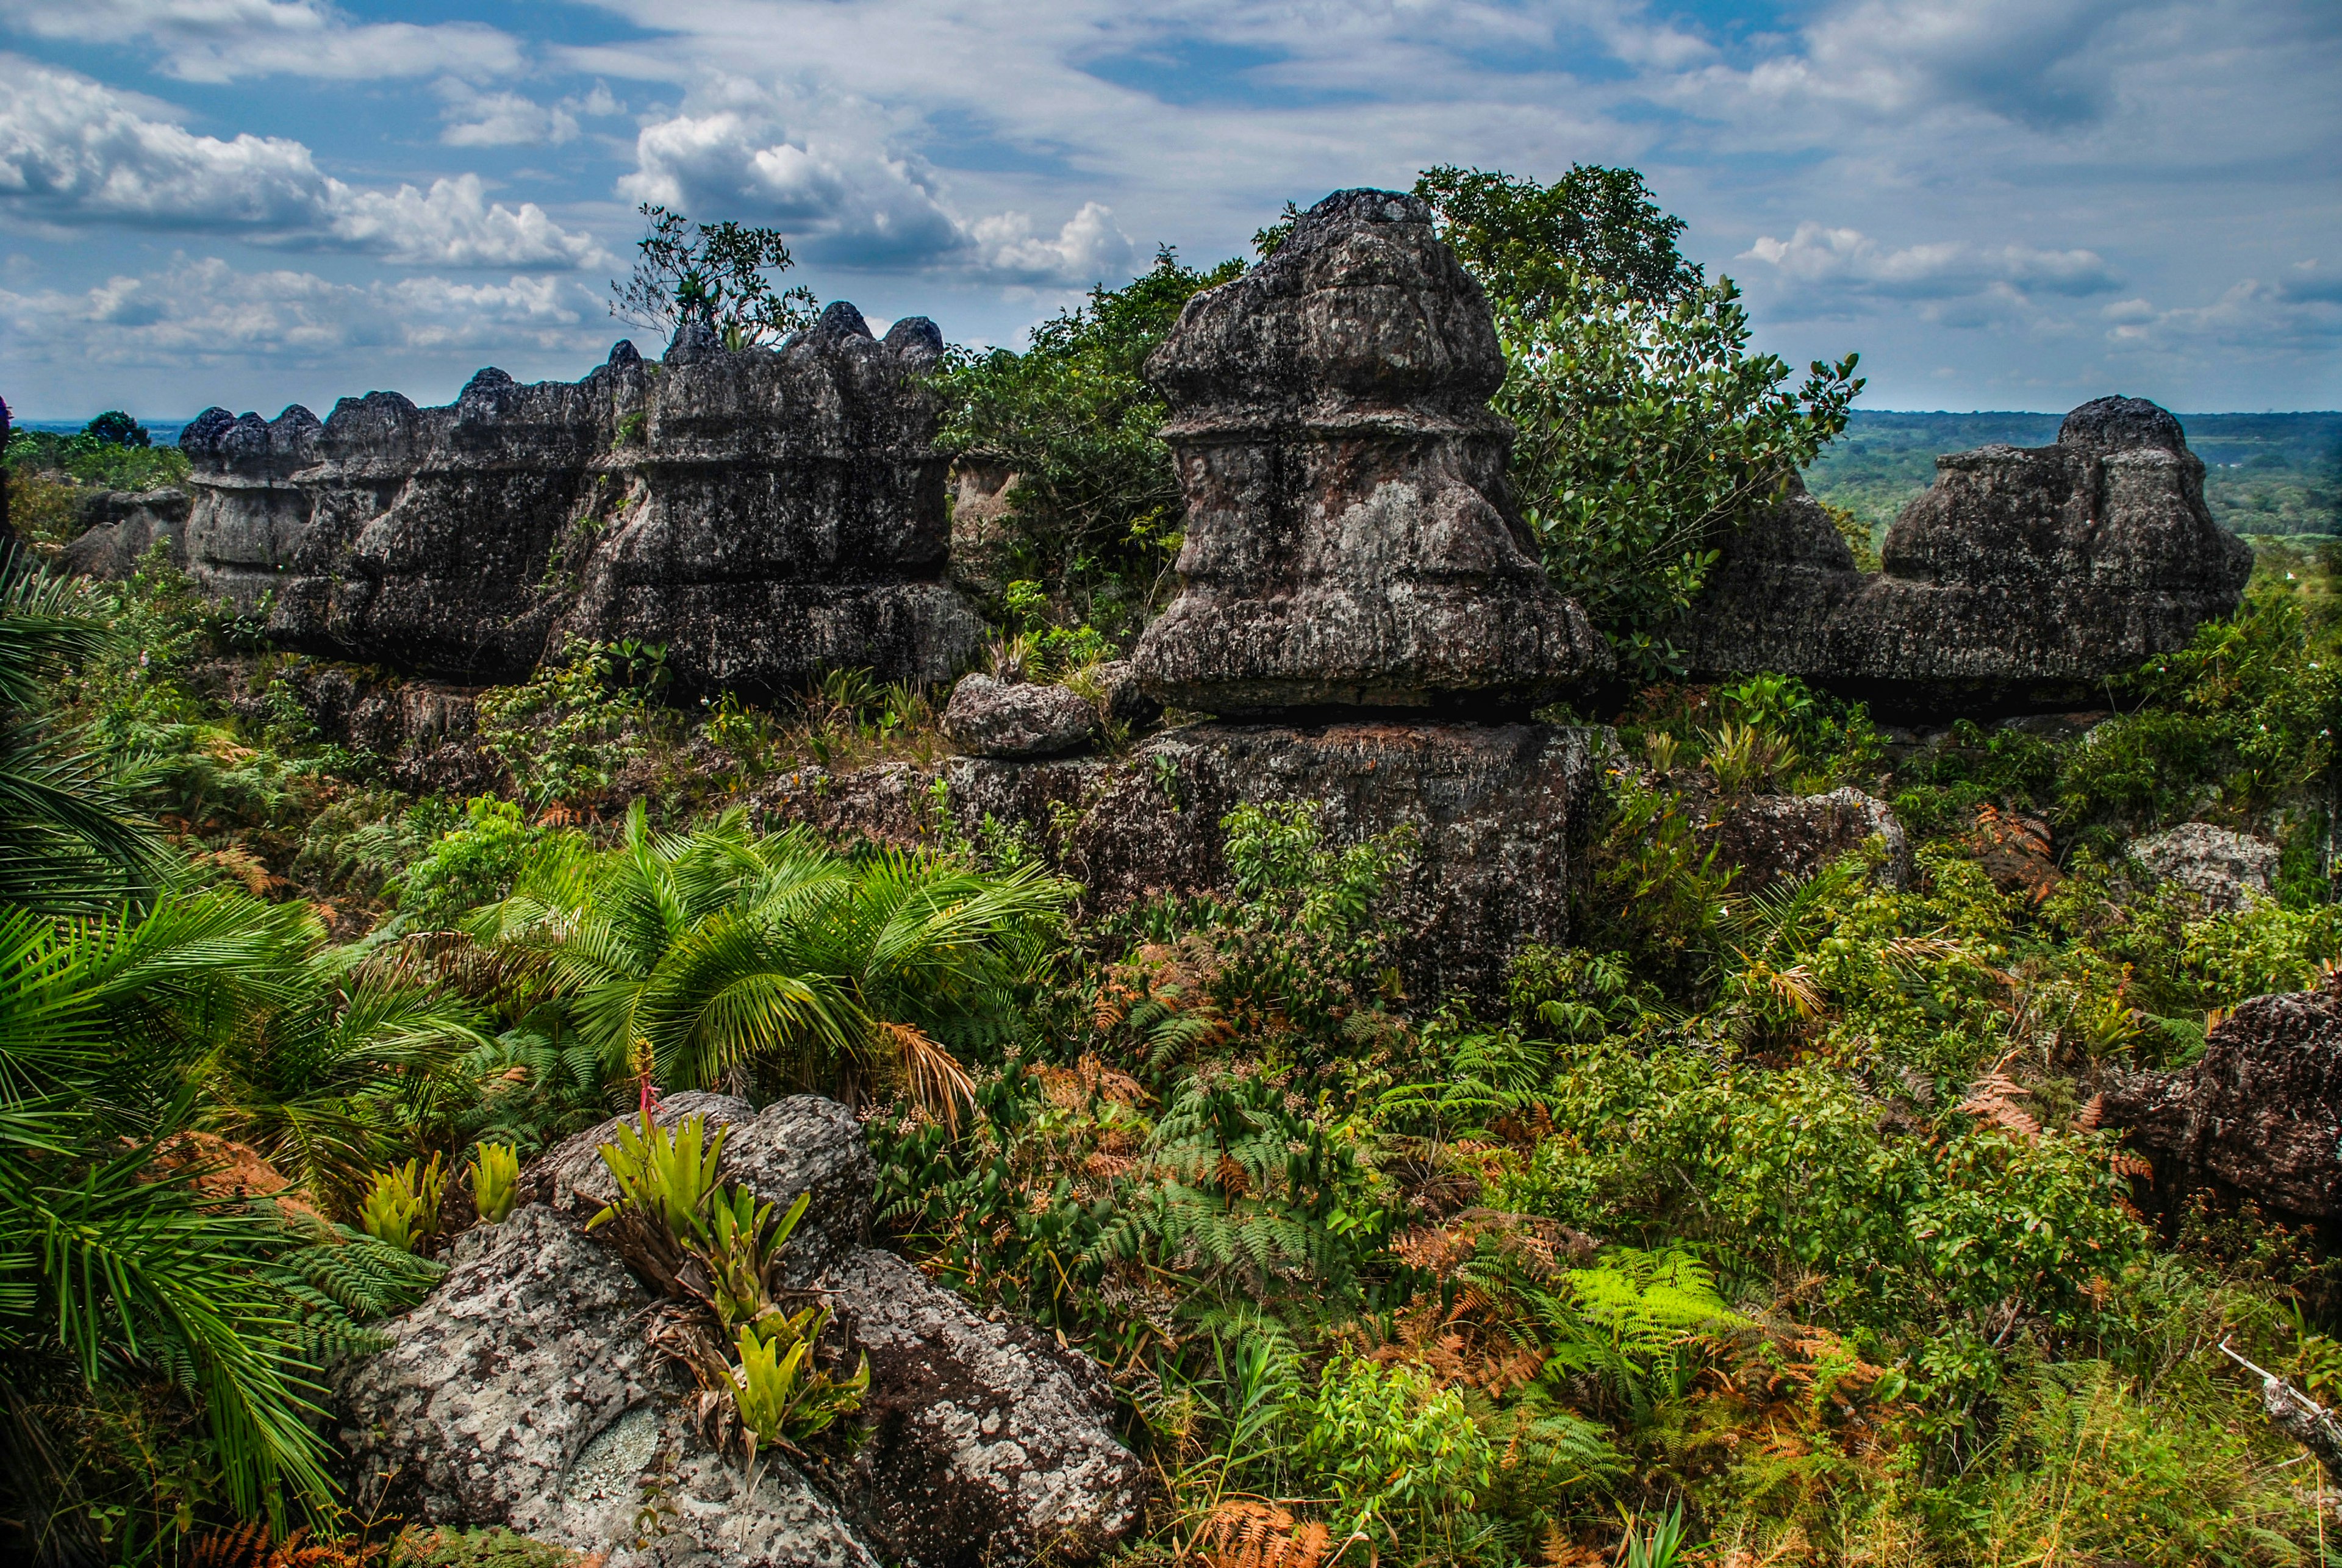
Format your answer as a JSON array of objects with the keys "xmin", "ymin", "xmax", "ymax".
[{"xmin": 8, "ymin": 525, "xmax": 2342, "ymax": 1566}]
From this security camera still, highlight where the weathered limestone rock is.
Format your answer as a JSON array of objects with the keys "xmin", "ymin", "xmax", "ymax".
[
  {"xmin": 348, "ymin": 1095, "xmax": 1142, "ymax": 1566},
  {"xmin": 335, "ymin": 1204, "xmax": 878, "ymax": 1567},
  {"xmin": 177, "ymin": 405, "xmax": 321, "ymax": 607},
  {"xmin": 57, "ymin": 488, "xmax": 192, "ymax": 578},
  {"xmin": 2129, "ymin": 822, "xmax": 2279, "ymax": 912},
  {"xmin": 1131, "ymin": 188, "xmax": 1608, "ymax": 714},
  {"xmin": 529, "ymin": 1092, "xmax": 875, "ymax": 1286},
  {"xmin": 2103, "ymin": 975, "xmax": 2342, "ymax": 1221},
  {"xmin": 249, "ymin": 662, "xmax": 500, "ymax": 795},
  {"xmin": 1686, "ymin": 398, "xmax": 2252, "ymax": 707},
  {"xmin": 1708, "ymin": 786, "xmax": 1910, "ymax": 892},
  {"xmin": 170, "ymin": 309, "xmax": 981, "ymax": 693},
  {"xmin": 817, "ymin": 1247, "xmax": 1145, "ymax": 1567},
  {"xmin": 942, "ymin": 675, "xmax": 1098, "ymax": 757},
  {"xmin": 751, "ymin": 719, "xmax": 1610, "ymax": 1001}
]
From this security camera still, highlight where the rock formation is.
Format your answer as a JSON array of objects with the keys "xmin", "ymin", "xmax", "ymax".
[
  {"xmin": 1706, "ymin": 786, "xmax": 1910, "ymax": 893},
  {"xmin": 340, "ymin": 1093, "xmax": 1143, "ymax": 1567},
  {"xmin": 171, "ymin": 307, "xmax": 981, "ymax": 695},
  {"xmin": 1685, "ymin": 397, "xmax": 2252, "ymax": 708},
  {"xmin": 1131, "ymin": 188, "xmax": 1608, "ymax": 715},
  {"xmin": 941, "ymin": 675, "xmax": 1098, "ymax": 757},
  {"xmin": 750, "ymin": 720, "xmax": 1608, "ymax": 1000},
  {"xmin": 2103, "ymin": 974, "xmax": 2342, "ymax": 1223},
  {"xmin": 2129, "ymin": 822, "xmax": 2279, "ymax": 912}
]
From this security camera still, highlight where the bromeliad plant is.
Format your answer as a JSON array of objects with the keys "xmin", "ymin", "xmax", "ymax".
[
  {"xmin": 357, "ymin": 1153, "xmax": 444, "ymax": 1255},
  {"xmin": 470, "ymin": 1142, "xmax": 520, "ymax": 1224},
  {"xmin": 589, "ymin": 1111, "xmax": 868, "ymax": 1480}
]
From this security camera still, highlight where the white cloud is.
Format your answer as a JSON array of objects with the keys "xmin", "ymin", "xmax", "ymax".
[
  {"xmin": 437, "ymin": 82, "xmax": 579, "ymax": 149},
  {"xmin": 0, "ymin": 254, "xmax": 604, "ymax": 367},
  {"xmin": 0, "ymin": 57, "xmax": 603, "ymax": 267},
  {"xmin": 1741, "ymin": 223, "xmax": 2119, "ymax": 309},
  {"xmin": 619, "ymin": 79, "xmax": 1133, "ymax": 284},
  {"xmin": 0, "ymin": 0, "xmax": 523, "ymax": 82},
  {"xmin": 967, "ymin": 202, "xmax": 1133, "ymax": 284}
]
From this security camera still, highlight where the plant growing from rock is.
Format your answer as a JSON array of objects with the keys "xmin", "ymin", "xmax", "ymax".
[{"xmin": 468, "ymin": 1142, "xmax": 519, "ymax": 1224}]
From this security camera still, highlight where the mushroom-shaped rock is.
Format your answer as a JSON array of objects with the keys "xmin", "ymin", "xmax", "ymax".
[
  {"xmin": 1683, "ymin": 399, "xmax": 2252, "ymax": 706},
  {"xmin": 817, "ymin": 1248, "xmax": 1146, "ymax": 1566},
  {"xmin": 943, "ymin": 675, "xmax": 1099, "ymax": 757},
  {"xmin": 1131, "ymin": 188, "xmax": 1608, "ymax": 715},
  {"xmin": 334, "ymin": 1204, "xmax": 879, "ymax": 1567}
]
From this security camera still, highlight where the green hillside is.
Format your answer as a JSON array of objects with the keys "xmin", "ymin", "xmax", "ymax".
[{"xmin": 1806, "ymin": 410, "xmax": 2342, "ymax": 539}]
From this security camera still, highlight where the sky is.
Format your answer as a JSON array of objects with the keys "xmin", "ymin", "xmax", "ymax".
[{"xmin": 1, "ymin": 0, "xmax": 2337, "ymax": 422}]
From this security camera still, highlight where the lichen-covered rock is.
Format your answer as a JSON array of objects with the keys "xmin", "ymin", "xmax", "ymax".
[
  {"xmin": 249, "ymin": 662, "xmax": 500, "ymax": 796},
  {"xmin": 2129, "ymin": 822, "xmax": 2279, "ymax": 912},
  {"xmin": 170, "ymin": 311, "xmax": 981, "ymax": 694},
  {"xmin": 1708, "ymin": 787, "xmax": 1910, "ymax": 892},
  {"xmin": 528, "ymin": 1093, "xmax": 874, "ymax": 1285},
  {"xmin": 1685, "ymin": 401, "xmax": 2251, "ymax": 707},
  {"xmin": 2102, "ymin": 975, "xmax": 2342, "ymax": 1220},
  {"xmin": 1085, "ymin": 659, "xmax": 1161, "ymax": 731},
  {"xmin": 942, "ymin": 675, "xmax": 1098, "ymax": 757},
  {"xmin": 818, "ymin": 1247, "xmax": 1144, "ymax": 1567},
  {"xmin": 1131, "ymin": 188, "xmax": 1607, "ymax": 714},
  {"xmin": 335, "ymin": 1204, "xmax": 879, "ymax": 1567}
]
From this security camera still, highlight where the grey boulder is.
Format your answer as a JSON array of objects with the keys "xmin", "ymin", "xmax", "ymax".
[
  {"xmin": 1707, "ymin": 786, "xmax": 1911, "ymax": 893},
  {"xmin": 942, "ymin": 675, "xmax": 1098, "ymax": 757},
  {"xmin": 334, "ymin": 1203, "xmax": 876, "ymax": 1568},
  {"xmin": 818, "ymin": 1247, "xmax": 1145, "ymax": 1567},
  {"xmin": 2129, "ymin": 822, "xmax": 2279, "ymax": 912}
]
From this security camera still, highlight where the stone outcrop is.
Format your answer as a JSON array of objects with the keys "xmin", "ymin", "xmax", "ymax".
[
  {"xmin": 817, "ymin": 1248, "xmax": 1144, "ymax": 1566},
  {"xmin": 336, "ymin": 1204, "xmax": 879, "ymax": 1567},
  {"xmin": 1131, "ymin": 189, "xmax": 1608, "ymax": 714},
  {"xmin": 941, "ymin": 675, "xmax": 1098, "ymax": 757},
  {"xmin": 57, "ymin": 488, "xmax": 192, "ymax": 578},
  {"xmin": 1706, "ymin": 787, "xmax": 1910, "ymax": 892},
  {"xmin": 751, "ymin": 719, "xmax": 1610, "ymax": 1000},
  {"xmin": 2103, "ymin": 975, "xmax": 2342, "ymax": 1222},
  {"xmin": 2129, "ymin": 822, "xmax": 2279, "ymax": 912},
  {"xmin": 247, "ymin": 662, "xmax": 501, "ymax": 795},
  {"xmin": 167, "ymin": 307, "xmax": 981, "ymax": 695},
  {"xmin": 1685, "ymin": 398, "xmax": 2252, "ymax": 708},
  {"xmin": 342, "ymin": 1095, "xmax": 1142, "ymax": 1566}
]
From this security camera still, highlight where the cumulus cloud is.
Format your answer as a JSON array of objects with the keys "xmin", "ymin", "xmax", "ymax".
[
  {"xmin": 0, "ymin": 0, "xmax": 523, "ymax": 82},
  {"xmin": 0, "ymin": 254, "xmax": 605, "ymax": 367},
  {"xmin": 0, "ymin": 57, "xmax": 602, "ymax": 267},
  {"xmin": 1741, "ymin": 223, "xmax": 2119, "ymax": 312},
  {"xmin": 618, "ymin": 80, "xmax": 1133, "ymax": 284},
  {"xmin": 437, "ymin": 83, "xmax": 579, "ymax": 149}
]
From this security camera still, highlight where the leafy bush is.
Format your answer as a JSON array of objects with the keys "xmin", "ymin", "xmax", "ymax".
[
  {"xmin": 476, "ymin": 639, "xmax": 648, "ymax": 807},
  {"xmin": 935, "ymin": 248, "xmax": 1244, "ymax": 634},
  {"xmin": 1496, "ymin": 272, "xmax": 1861, "ymax": 673}
]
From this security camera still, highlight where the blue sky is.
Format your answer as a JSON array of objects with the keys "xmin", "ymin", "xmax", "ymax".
[{"xmin": 2, "ymin": 0, "xmax": 2336, "ymax": 420}]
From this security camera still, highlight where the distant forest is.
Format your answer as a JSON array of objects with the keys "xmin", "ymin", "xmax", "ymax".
[{"xmin": 1806, "ymin": 409, "xmax": 2342, "ymax": 538}]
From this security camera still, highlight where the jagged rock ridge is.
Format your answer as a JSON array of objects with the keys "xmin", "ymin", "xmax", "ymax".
[{"xmin": 174, "ymin": 306, "xmax": 982, "ymax": 696}]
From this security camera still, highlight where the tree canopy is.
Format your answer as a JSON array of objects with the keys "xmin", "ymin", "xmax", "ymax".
[{"xmin": 609, "ymin": 204, "xmax": 821, "ymax": 349}]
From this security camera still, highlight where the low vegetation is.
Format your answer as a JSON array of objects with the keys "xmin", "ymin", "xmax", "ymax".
[{"xmin": 7, "ymin": 167, "xmax": 2341, "ymax": 1568}]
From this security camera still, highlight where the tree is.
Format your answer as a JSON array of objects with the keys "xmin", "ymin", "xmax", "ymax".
[
  {"xmin": 1497, "ymin": 271, "xmax": 1861, "ymax": 676},
  {"xmin": 1414, "ymin": 164, "xmax": 1702, "ymax": 310},
  {"xmin": 0, "ymin": 892, "xmax": 436, "ymax": 1555},
  {"xmin": 934, "ymin": 246, "xmax": 1244, "ymax": 633},
  {"xmin": 79, "ymin": 411, "xmax": 150, "ymax": 449},
  {"xmin": 609, "ymin": 204, "xmax": 820, "ymax": 349},
  {"xmin": 471, "ymin": 804, "xmax": 1071, "ymax": 1120}
]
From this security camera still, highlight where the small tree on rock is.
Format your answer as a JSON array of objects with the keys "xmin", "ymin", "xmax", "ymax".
[{"xmin": 609, "ymin": 204, "xmax": 820, "ymax": 349}]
